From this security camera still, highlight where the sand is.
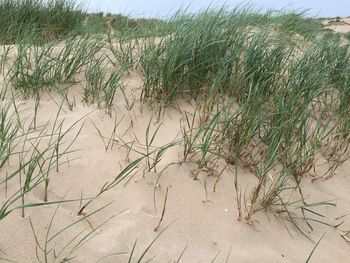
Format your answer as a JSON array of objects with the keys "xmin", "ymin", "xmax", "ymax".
[
  {"xmin": 323, "ymin": 18, "xmax": 350, "ymax": 33},
  {"xmin": 1, "ymin": 45, "xmax": 350, "ymax": 263}
]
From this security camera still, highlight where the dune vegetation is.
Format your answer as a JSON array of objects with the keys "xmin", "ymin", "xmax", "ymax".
[{"xmin": 1, "ymin": 0, "xmax": 350, "ymax": 262}]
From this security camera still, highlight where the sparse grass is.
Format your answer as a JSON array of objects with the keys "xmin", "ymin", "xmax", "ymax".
[
  {"xmin": 0, "ymin": 99, "xmax": 85, "ymax": 219},
  {"xmin": 29, "ymin": 201, "xmax": 115, "ymax": 262},
  {"xmin": 84, "ymin": 57, "xmax": 125, "ymax": 115},
  {"xmin": 0, "ymin": 100, "xmax": 20, "ymax": 170},
  {"xmin": 305, "ymin": 234, "xmax": 325, "ymax": 262}
]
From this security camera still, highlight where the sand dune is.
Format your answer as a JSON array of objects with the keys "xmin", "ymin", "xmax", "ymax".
[{"xmin": 0, "ymin": 67, "xmax": 350, "ymax": 262}]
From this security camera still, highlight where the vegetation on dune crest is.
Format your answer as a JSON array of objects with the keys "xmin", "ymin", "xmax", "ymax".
[
  {"xmin": 0, "ymin": 0, "xmax": 85, "ymax": 43},
  {"xmin": 0, "ymin": 0, "xmax": 170, "ymax": 43}
]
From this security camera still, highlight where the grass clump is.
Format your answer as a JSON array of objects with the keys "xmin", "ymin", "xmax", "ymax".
[
  {"xmin": 85, "ymin": 13, "xmax": 109, "ymax": 34},
  {"xmin": 7, "ymin": 33, "xmax": 103, "ymax": 101},
  {"xmin": 0, "ymin": 0, "xmax": 86, "ymax": 44},
  {"xmin": 110, "ymin": 15, "xmax": 170, "ymax": 37},
  {"xmin": 84, "ymin": 58, "xmax": 124, "ymax": 116},
  {"xmin": 274, "ymin": 11, "xmax": 323, "ymax": 40},
  {"xmin": 345, "ymin": 32, "xmax": 350, "ymax": 41},
  {"xmin": 139, "ymin": 7, "xmax": 350, "ymax": 228}
]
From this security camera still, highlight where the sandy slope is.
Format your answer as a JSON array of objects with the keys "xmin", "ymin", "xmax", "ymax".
[
  {"xmin": 0, "ymin": 55, "xmax": 350, "ymax": 263},
  {"xmin": 323, "ymin": 18, "xmax": 350, "ymax": 33}
]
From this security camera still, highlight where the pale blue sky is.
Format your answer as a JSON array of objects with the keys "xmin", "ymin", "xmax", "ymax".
[{"xmin": 85, "ymin": 0, "xmax": 350, "ymax": 18}]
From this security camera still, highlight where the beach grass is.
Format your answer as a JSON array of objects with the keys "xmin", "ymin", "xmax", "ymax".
[
  {"xmin": 0, "ymin": 0, "xmax": 85, "ymax": 44},
  {"xmin": 0, "ymin": 1, "xmax": 349, "ymax": 261}
]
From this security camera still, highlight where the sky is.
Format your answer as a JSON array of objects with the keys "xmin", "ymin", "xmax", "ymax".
[{"xmin": 85, "ymin": 0, "xmax": 350, "ymax": 18}]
